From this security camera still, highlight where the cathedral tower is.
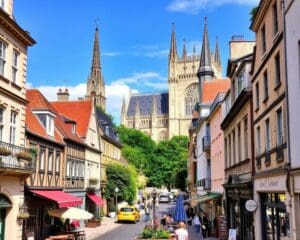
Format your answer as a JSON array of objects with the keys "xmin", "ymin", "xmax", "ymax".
[{"xmin": 86, "ymin": 27, "xmax": 106, "ymax": 109}]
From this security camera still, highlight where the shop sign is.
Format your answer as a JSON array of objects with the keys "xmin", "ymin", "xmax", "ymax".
[
  {"xmin": 229, "ymin": 229, "xmax": 237, "ymax": 240},
  {"xmin": 245, "ymin": 199, "xmax": 257, "ymax": 212},
  {"xmin": 255, "ymin": 175, "xmax": 286, "ymax": 191}
]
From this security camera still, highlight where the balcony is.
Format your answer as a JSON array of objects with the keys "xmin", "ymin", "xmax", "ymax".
[
  {"xmin": 265, "ymin": 151, "xmax": 271, "ymax": 165},
  {"xmin": 0, "ymin": 141, "xmax": 35, "ymax": 176},
  {"xmin": 87, "ymin": 177, "xmax": 100, "ymax": 191},
  {"xmin": 197, "ymin": 178, "xmax": 211, "ymax": 190},
  {"xmin": 202, "ymin": 136, "xmax": 211, "ymax": 152}
]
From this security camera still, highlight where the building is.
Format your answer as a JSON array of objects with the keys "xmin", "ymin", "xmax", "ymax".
[
  {"xmin": 221, "ymin": 46, "xmax": 254, "ymax": 239},
  {"xmin": 284, "ymin": 0, "xmax": 300, "ymax": 238},
  {"xmin": 121, "ymin": 20, "xmax": 223, "ymax": 142},
  {"xmin": 250, "ymin": 0, "xmax": 290, "ymax": 239},
  {"xmin": 24, "ymin": 89, "xmax": 83, "ymax": 240},
  {"xmin": 0, "ymin": 0, "xmax": 35, "ymax": 239}
]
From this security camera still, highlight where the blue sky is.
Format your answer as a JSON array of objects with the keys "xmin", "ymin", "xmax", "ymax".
[{"xmin": 14, "ymin": 0, "xmax": 258, "ymax": 124}]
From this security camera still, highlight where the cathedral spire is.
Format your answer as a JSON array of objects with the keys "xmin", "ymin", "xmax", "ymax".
[
  {"xmin": 198, "ymin": 17, "xmax": 214, "ymax": 80},
  {"xmin": 121, "ymin": 95, "xmax": 126, "ymax": 113},
  {"xmin": 92, "ymin": 26, "xmax": 101, "ymax": 70},
  {"xmin": 182, "ymin": 38, "xmax": 187, "ymax": 60},
  {"xmin": 169, "ymin": 23, "xmax": 178, "ymax": 62},
  {"xmin": 214, "ymin": 36, "xmax": 221, "ymax": 66}
]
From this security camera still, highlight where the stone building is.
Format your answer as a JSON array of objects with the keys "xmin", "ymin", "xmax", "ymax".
[
  {"xmin": 0, "ymin": 1, "xmax": 35, "ymax": 239},
  {"xmin": 121, "ymin": 20, "xmax": 223, "ymax": 142},
  {"xmin": 250, "ymin": 0, "xmax": 290, "ymax": 239}
]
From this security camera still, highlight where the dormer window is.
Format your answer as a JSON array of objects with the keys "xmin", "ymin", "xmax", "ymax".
[
  {"xmin": 34, "ymin": 111, "xmax": 55, "ymax": 136},
  {"xmin": 72, "ymin": 123, "xmax": 76, "ymax": 134}
]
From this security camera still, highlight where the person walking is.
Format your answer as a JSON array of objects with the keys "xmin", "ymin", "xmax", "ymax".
[
  {"xmin": 193, "ymin": 213, "xmax": 203, "ymax": 239},
  {"xmin": 202, "ymin": 213, "xmax": 211, "ymax": 238},
  {"xmin": 175, "ymin": 221, "xmax": 189, "ymax": 240}
]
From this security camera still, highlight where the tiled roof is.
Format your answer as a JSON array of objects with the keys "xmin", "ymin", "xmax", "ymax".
[
  {"xmin": 51, "ymin": 100, "xmax": 92, "ymax": 138},
  {"xmin": 96, "ymin": 109, "xmax": 121, "ymax": 146},
  {"xmin": 26, "ymin": 90, "xmax": 64, "ymax": 145},
  {"xmin": 127, "ymin": 92, "xmax": 169, "ymax": 117},
  {"xmin": 202, "ymin": 79, "xmax": 231, "ymax": 103}
]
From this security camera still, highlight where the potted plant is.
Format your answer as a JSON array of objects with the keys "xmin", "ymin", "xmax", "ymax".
[
  {"xmin": 89, "ymin": 177, "xmax": 99, "ymax": 185},
  {"xmin": 138, "ymin": 225, "xmax": 170, "ymax": 239},
  {"xmin": 0, "ymin": 146, "xmax": 11, "ymax": 156},
  {"xmin": 15, "ymin": 151, "xmax": 32, "ymax": 161}
]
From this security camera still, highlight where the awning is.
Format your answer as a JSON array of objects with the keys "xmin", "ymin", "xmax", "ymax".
[
  {"xmin": 0, "ymin": 195, "xmax": 12, "ymax": 208},
  {"xmin": 190, "ymin": 193, "xmax": 222, "ymax": 207},
  {"xmin": 87, "ymin": 192, "xmax": 105, "ymax": 206},
  {"xmin": 30, "ymin": 190, "xmax": 82, "ymax": 208}
]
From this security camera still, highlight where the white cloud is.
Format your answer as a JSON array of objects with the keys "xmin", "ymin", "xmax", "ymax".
[
  {"xmin": 28, "ymin": 71, "xmax": 167, "ymax": 125},
  {"xmin": 167, "ymin": 0, "xmax": 259, "ymax": 14},
  {"xmin": 102, "ymin": 51, "xmax": 122, "ymax": 57}
]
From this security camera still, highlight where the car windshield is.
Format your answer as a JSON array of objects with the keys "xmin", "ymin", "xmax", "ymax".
[{"xmin": 120, "ymin": 208, "xmax": 134, "ymax": 212}]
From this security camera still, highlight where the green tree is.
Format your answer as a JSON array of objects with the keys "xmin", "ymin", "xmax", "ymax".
[{"xmin": 104, "ymin": 163, "xmax": 137, "ymax": 204}]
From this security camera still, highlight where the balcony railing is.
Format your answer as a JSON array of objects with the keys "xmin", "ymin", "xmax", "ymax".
[
  {"xmin": 0, "ymin": 141, "xmax": 35, "ymax": 173},
  {"xmin": 197, "ymin": 178, "xmax": 211, "ymax": 190},
  {"xmin": 202, "ymin": 136, "xmax": 211, "ymax": 152}
]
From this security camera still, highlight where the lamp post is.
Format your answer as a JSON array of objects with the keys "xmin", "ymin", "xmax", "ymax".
[
  {"xmin": 151, "ymin": 188, "xmax": 157, "ymax": 228},
  {"xmin": 115, "ymin": 187, "xmax": 119, "ymax": 217}
]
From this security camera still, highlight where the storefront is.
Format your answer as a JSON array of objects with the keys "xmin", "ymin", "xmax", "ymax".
[
  {"xmin": 224, "ymin": 175, "xmax": 254, "ymax": 240},
  {"xmin": 254, "ymin": 174, "xmax": 291, "ymax": 240}
]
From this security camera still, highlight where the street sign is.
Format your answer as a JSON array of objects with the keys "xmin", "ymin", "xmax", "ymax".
[{"xmin": 245, "ymin": 199, "xmax": 258, "ymax": 212}]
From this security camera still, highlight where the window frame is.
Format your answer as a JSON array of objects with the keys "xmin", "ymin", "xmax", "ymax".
[
  {"xmin": 39, "ymin": 147, "xmax": 46, "ymax": 171},
  {"xmin": 9, "ymin": 111, "xmax": 17, "ymax": 144},
  {"xmin": 0, "ymin": 40, "xmax": 6, "ymax": 76},
  {"xmin": 261, "ymin": 25, "xmax": 267, "ymax": 54},
  {"xmin": 276, "ymin": 108, "xmax": 283, "ymax": 146},
  {"xmin": 275, "ymin": 53, "xmax": 281, "ymax": 88},
  {"xmin": 11, "ymin": 49, "xmax": 19, "ymax": 83},
  {"xmin": 48, "ymin": 150, "xmax": 53, "ymax": 173},
  {"xmin": 263, "ymin": 70, "xmax": 269, "ymax": 101},
  {"xmin": 272, "ymin": 3, "xmax": 278, "ymax": 36},
  {"xmin": 255, "ymin": 82, "xmax": 260, "ymax": 109}
]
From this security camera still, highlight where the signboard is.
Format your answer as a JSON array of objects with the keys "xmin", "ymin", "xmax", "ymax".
[
  {"xmin": 229, "ymin": 229, "xmax": 237, "ymax": 240},
  {"xmin": 245, "ymin": 199, "xmax": 258, "ymax": 212}
]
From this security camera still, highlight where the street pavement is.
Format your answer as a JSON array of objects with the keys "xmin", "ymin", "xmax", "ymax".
[{"xmin": 85, "ymin": 202, "xmax": 218, "ymax": 240}]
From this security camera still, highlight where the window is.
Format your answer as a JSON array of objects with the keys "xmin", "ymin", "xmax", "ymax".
[
  {"xmin": 244, "ymin": 118, "xmax": 248, "ymax": 159},
  {"xmin": 66, "ymin": 161, "xmax": 71, "ymax": 177},
  {"xmin": 9, "ymin": 111, "xmax": 17, "ymax": 144},
  {"xmin": 39, "ymin": 148, "xmax": 45, "ymax": 171},
  {"xmin": 0, "ymin": 108, "xmax": 3, "ymax": 141},
  {"xmin": 72, "ymin": 124, "xmax": 76, "ymax": 134},
  {"xmin": 257, "ymin": 127, "xmax": 261, "ymax": 155},
  {"xmin": 0, "ymin": 41, "xmax": 6, "ymax": 76},
  {"xmin": 261, "ymin": 25, "xmax": 266, "ymax": 54},
  {"xmin": 12, "ymin": 50, "xmax": 19, "ymax": 83},
  {"xmin": 185, "ymin": 84, "xmax": 199, "ymax": 116},
  {"xmin": 48, "ymin": 150, "xmax": 53, "ymax": 172},
  {"xmin": 265, "ymin": 119, "xmax": 270, "ymax": 151},
  {"xmin": 55, "ymin": 152, "xmax": 60, "ymax": 173},
  {"xmin": 228, "ymin": 135, "xmax": 231, "ymax": 166},
  {"xmin": 237, "ymin": 70, "xmax": 245, "ymax": 95},
  {"xmin": 275, "ymin": 53, "xmax": 281, "ymax": 87},
  {"xmin": 35, "ymin": 112, "xmax": 55, "ymax": 136},
  {"xmin": 237, "ymin": 124, "xmax": 241, "ymax": 161},
  {"xmin": 255, "ymin": 82, "xmax": 260, "ymax": 109},
  {"xmin": 224, "ymin": 138, "xmax": 227, "ymax": 167},
  {"xmin": 263, "ymin": 70, "xmax": 269, "ymax": 100},
  {"xmin": 272, "ymin": 3, "xmax": 278, "ymax": 35},
  {"xmin": 277, "ymin": 108, "xmax": 283, "ymax": 145},
  {"xmin": 232, "ymin": 130, "xmax": 236, "ymax": 165}
]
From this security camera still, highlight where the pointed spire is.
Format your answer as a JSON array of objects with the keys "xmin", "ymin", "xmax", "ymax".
[
  {"xmin": 169, "ymin": 22, "xmax": 178, "ymax": 62},
  {"xmin": 214, "ymin": 36, "xmax": 221, "ymax": 66},
  {"xmin": 121, "ymin": 95, "xmax": 126, "ymax": 113},
  {"xmin": 92, "ymin": 26, "xmax": 101, "ymax": 70},
  {"xmin": 182, "ymin": 38, "xmax": 187, "ymax": 60},
  {"xmin": 198, "ymin": 17, "xmax": 214, "ymax": 80}
]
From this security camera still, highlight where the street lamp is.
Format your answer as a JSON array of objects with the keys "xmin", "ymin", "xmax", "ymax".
[
  {"xmin": 115, "ymin": 187, "xmax": 119, "ymax": 216},
  {"xmin": 151, "ymin": 188, "xmax": 157, "ymax": 228}
]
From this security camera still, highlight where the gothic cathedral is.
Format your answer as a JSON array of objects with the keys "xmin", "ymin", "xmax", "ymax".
[{"xmin": 121, "ymin": 20, "xmax": 223, "ymax": 142}]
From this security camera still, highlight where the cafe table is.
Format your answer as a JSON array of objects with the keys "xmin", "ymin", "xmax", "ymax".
[{"xmin": 61, "ymin": 229, "xmax": 85, "ymax": 240}]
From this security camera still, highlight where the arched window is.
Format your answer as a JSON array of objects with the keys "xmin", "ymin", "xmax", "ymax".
[{"xmin": 185, "ymin": 84, "xmax": 199, "ymax": 116}]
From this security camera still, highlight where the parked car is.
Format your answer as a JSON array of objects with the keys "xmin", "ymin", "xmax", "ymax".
[
  {"xmin": 117, "ymin": 206, "xmax": 140, "ymax": 223},
  {"xmin": 159, "ymin": 193, "xmax": 170, "ymax": 203},
  {"xmin": 169, "ymin": 192, "xmax": 176, "ymax": 202}
]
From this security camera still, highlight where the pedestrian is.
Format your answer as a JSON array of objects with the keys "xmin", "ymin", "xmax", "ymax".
[
  {"xmin": 193, "ymin": 212, "xmax": 203, "ymax": 239},
  {"xmin": 144, "ymin": 203, "xmax": 150, "ymax": 222},
  {"xmin": 175, "ymin": 221, "xmax": 189, "ymax": 240},
  {"xmin": 202, "ymin": 213, "xmax": 211, "ymax": 237},
  {"xmin": 186, "ymin": 205, "xmax": 194, "ymax": 229}
]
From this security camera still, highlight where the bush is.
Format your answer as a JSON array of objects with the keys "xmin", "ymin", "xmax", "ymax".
[{"xmin": 141, "ymin": 226, "xmax": 170, "ymax": 239}]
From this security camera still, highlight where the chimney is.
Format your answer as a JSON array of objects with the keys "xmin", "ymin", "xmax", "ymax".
[{"xmin": 57, "ymin": 88, "xmax": 70, "ymax": 101}]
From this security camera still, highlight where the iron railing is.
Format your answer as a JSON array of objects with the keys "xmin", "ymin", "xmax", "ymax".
[{"xmin": 202, "ymin": 136, "xmax": 211, "ymax": 151}]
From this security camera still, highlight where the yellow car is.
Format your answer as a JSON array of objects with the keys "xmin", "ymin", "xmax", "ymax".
[{"xmin": 117, "ymin": 206, "xmax": 140, "ymax": 223}]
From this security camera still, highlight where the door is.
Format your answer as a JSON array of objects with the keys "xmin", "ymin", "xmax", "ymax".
[{"xmin": 0, "ymin": 208, "xmax": 5, "ymax": 240}]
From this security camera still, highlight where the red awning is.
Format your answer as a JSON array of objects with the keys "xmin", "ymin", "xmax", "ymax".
[
  {"xmin": 30, "ymin": 190, "xmax": 82, "ymax": 208},
  {"xmin": 87, "ymin": 193, "xmax": 105, "ymax": 206}
]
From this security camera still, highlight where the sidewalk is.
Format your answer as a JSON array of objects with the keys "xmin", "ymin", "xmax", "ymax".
[{"xmin": 85, "ymin": 216, "xmax": 121, "ymax": 240}]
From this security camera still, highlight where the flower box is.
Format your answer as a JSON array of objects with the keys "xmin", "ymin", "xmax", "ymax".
[
  {"xmin": 15, "ymin": 151, "xmax": 32, "ymax": 161},
  {"xmin": 0, "ymin": 147, "xmax": 11, "ymax": 156}
]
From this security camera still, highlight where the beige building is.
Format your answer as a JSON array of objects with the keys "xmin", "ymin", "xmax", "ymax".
[
  {"xmin": 0, "ymin": 0, "xmax": 35, "ymax": 239},
  {"xmin": 121, "ymin": 21, "xmax": 222, "ymax": 142},
  {"xmin": 250, "ymin": 0, "xmax": 290, "ymax": 239}
]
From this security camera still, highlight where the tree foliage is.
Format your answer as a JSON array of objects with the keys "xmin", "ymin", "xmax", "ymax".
[{"xmin": 104, "ymin": 163, "xmax": 137, "ymax": 204}]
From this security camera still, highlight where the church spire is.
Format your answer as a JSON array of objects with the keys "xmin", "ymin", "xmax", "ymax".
[
  {"xmin": 198, "ymin": 17, "xmax": 214, "ymax": 80},
  {"xmin": 182, "ymin": 38, "xmax": 187, "ymax": 60},
  {"xmin": 169, "ymin": 23, "xmax": 178, "ymax": 62},
  {"xmin": 214, "ymin": 36, "xmax": 221, "ymax": 66},
  {"xmin": 92, "ymin": 26, "xmax": 101, "ymax": 70},
  {"xmin": 121, "ymin": 95, "xmax": 126, "ymax": 113}
]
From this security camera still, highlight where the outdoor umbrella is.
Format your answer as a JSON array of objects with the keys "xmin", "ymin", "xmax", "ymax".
[
  {"xmin": 173, "ymin": 194, "xmax": 187, "ymax": 222},
  {"xmin": 48, "ymin": 207, "xmax": 93, "ymax": 220}
]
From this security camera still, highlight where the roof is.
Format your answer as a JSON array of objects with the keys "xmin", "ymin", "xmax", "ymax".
[
  {"xmin": 202, "ymin": 79, "xmax": 231, "ymax": 103},
  {"xmin": 96, "ymin": 109, "xmax": 121, "ymax": 147},
  {"xmin": 51, "ymin": 100, "xmax": 92, "ymax": 138},
  {"xmin": 26, "ymin": 89, "xmax": 64, "ymax": 145},
  {"xmin": 127, "ymin": 92, "xmax": 169, "ymax": 117}
]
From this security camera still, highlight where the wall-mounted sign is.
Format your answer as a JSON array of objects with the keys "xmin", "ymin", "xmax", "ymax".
[
  {"xmin": 229, "ymin": 229, "xmax": 237, "ymax": 240},
  {"xmin": 245, "ymin": 199, "xmax": 258, "ymax": 212}
]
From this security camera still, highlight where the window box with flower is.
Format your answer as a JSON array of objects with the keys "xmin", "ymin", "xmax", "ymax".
[{"xmin": 0, "ymin": 146, "xmax": 11, "ymax": 156}]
